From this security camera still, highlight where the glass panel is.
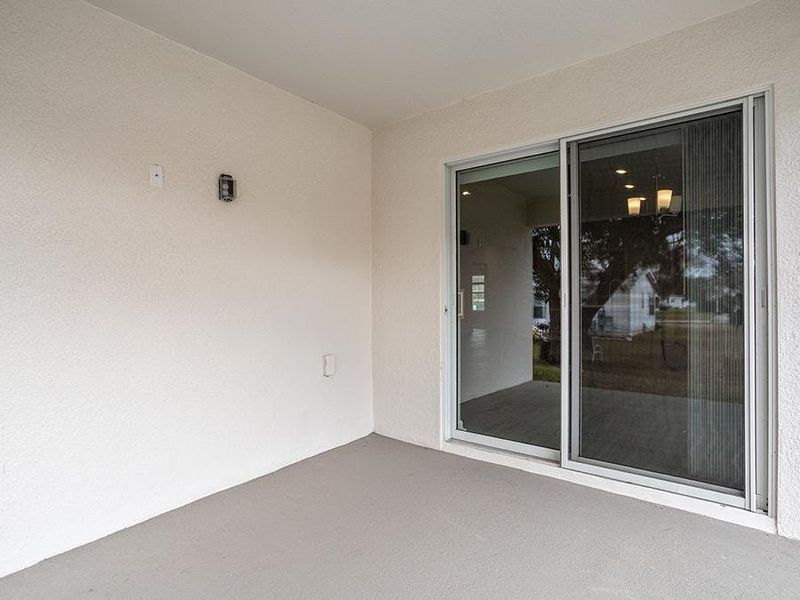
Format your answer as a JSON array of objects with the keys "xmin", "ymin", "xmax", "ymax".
[
  {"xmin": 456, "ymin": 151, "xmax": 561, "ymax": 450},
  {"xmin": 574, "ymin": 108, "xmax": 745, "ymax": 492}
]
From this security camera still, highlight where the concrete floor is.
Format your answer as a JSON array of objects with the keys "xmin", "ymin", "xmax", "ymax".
[{"xmin": 2, "ymin": 435, "xmax": 799, "ymax": 599}]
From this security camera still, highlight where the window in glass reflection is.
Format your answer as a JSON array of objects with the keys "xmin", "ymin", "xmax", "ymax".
[{"xmin": 471, "ymin": 274, "xmax": 485, "ymax": 311}]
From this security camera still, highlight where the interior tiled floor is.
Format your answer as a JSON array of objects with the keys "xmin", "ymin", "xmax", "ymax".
[
  {"xmin": 460, "ymin": 380, "xmax": 743, "ymax": 489},
  {"xmin": 2, "ymin": 434, "xmax": 798, "ymax": 599},
  {"xmin": 459, "ymin": 379, "xmax": 562, "ymax": 449}
]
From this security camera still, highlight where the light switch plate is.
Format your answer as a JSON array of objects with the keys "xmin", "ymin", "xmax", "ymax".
[
  {"xmin": 322, "ymin": 354, "xmax": 336, "ymax": 377},
  {"xmin": 149, "ymin": 164, "xmax": 163, "ymax": 188}
]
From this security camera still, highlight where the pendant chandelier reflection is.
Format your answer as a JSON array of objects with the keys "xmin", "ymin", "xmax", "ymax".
[
  {"xmin": 627, "ymin": 196, "xmax": 644, "ymax": 216},
  {"xmin": 622, "ymin": 171, "xmax": 680, "ymax": 217},
  {"xmin": 653, "ymin": 174, "xmax": 679, "ymax": 217},
  {"xmin": 657, "ymin": 188, "xmax": 673, "ymax": 212}
]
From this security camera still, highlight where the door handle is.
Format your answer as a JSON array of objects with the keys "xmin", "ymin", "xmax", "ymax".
[{"xmin": 458, "ymin": 290, "xmax": 465, "ymax": 319}]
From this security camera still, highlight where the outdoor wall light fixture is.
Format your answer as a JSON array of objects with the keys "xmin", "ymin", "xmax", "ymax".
[{"xmin": 218, "ymin": 173, "xmax": 236, "ymax": 202}]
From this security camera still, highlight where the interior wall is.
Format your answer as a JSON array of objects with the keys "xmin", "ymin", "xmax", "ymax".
[
  {"xmin": 459, "ymin": 181, "xmax": 532, "ymax": 401},
  {"xmin": 0, "ymin": 0, "xmax": 373, "ymax": 576},
  {"xmin": 371, "ymin": 0, "xmax": 800, "ymax": 537}
]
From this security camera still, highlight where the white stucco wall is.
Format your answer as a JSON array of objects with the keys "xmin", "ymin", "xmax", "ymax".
[
  {"xmin": 371, "ymin": 0, "xmax": 800, "ymax": 537},
  {"xmin": 0, "ymin": 0, "xmax": 372, "ymax": 576}
]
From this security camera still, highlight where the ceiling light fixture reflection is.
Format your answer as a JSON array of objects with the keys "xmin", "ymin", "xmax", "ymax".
[
  {"xmin": 625, "ymin": 184, "xmax": 635, "ymax": 189},
  {"xmin": 615, "ymin": 169, "xmax": 627, "ymax": 174},
  {"xmin": 657, "ymin": 188, "xmax": 673, "ymax": 212},
  {"xmin": 627, "ymin": 197, "xmax": 644, "ymax": 216},
  {"xmin": 461, "ymin": 190, "xmax": 471, "ymax": 196}
]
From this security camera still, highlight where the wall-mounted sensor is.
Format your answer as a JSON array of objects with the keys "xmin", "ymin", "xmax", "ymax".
[{"xmin": 218, "ymin": 174, "xmax": 236, "ymax": 202}]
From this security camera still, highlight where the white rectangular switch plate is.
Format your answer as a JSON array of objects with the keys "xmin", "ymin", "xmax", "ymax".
[
  {"xmin": 149, "ymin": 164, "xmax": 163, "ymax": 188},
  {"xmin": 322, "ymin": 354, "xmax": 336, "ymax": 377}
]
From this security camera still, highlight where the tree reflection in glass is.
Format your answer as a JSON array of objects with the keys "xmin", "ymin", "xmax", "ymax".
[{"xmin": 576, "ymin": 109, "xmax": 745, "ymax": 492}]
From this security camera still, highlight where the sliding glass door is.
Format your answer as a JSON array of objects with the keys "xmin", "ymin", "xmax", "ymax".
[
  {"xmin": 568, "ymin": 107, "xmax": 747, "ymax": 496},
  {"xmin": 448, "ymin": 93, "xmax": 771, "ymax": 511},
  {"xmin": 454, "ymin": 150, "xmax": 561, "ymax": 457}
]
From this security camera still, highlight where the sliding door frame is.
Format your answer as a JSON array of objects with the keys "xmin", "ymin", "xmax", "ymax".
[
  {"xmin": 444, "ymin": 140, "xmax": 561, "ymax": 462},
  {"xmin": 443, "ymin": 87, "xmax": 775, "ymax": 515},
  {"xmin": 560, "ymin": 93, "xmax": 771, "ymax": 510}
]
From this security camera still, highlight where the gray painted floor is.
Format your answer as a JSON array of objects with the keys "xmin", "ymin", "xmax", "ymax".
[{"xmin": 2, "ymin": 434, "xmax": 799, "ymax": 599}]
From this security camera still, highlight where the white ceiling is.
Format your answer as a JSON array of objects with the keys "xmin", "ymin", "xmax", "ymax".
[{"xmin": 87, "ymin": 0, "xmax": 756, "ymax": 128}]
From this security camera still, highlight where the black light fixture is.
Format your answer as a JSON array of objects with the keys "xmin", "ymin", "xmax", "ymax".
[{"xmin": 218, "ymin": 174, "xmax": 236, "ymax": 202}]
